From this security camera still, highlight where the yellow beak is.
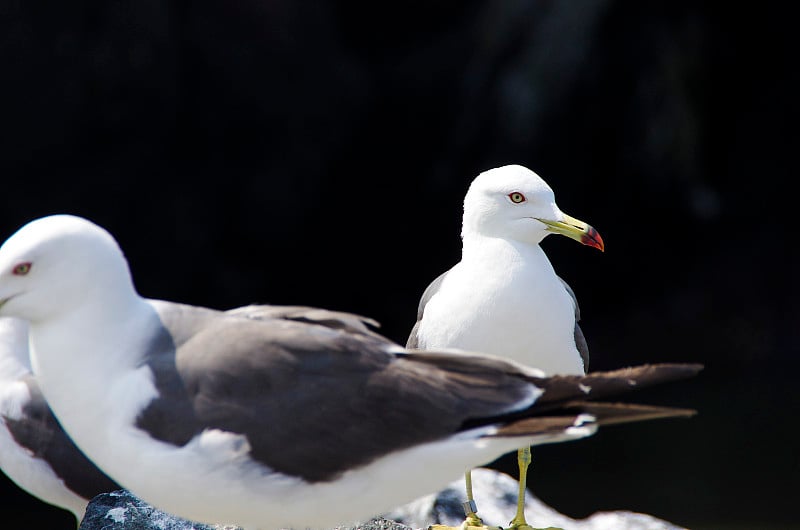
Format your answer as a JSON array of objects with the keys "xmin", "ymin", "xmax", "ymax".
[{"xmin": 535, "ymin": 213, "xmax": 605, "ymax": 251}]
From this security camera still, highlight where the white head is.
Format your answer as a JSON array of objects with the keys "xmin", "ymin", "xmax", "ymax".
[
  {"xmin": 461, "ymin": 165, "xmax": 604, "ymax": 250},
  {"xmin": 0, "ymin": 215, "xmax": 136, "ymax": 323}
]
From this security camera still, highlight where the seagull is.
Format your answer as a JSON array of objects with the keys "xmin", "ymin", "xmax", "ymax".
[
  {"xmin": 0, "ymin": 214, "xmax": 699, "ymax": 530},
  {"xmin": 0, "ymin": 317, "xmax": 120, "ymax": 523},
  {"xmin": 408, "ymin": 165, "xmax": 604, "ymax": 530}
]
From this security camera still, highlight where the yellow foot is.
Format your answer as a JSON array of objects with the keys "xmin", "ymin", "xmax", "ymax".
[
  {"xmin": 429, "ymin": 517, "xmax": 502, "ymax": 530},
  {"xmin": 507, "ymin": 524, "xmax": 564, "ymax": 530},
  {"xmin": 429, "ymin": 522, "xmax": 503, "ymax": 530},
  {"xmin": 428, "ymin": 498, "xmax": 503, "ymax": 530},
  {"xmin": 505, "ymin": 522, "xmax": 564, "ymax": 530}
]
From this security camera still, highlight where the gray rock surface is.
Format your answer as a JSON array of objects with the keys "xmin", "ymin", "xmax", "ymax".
[
  {"xmin": 78, "ymin": 470, "xmax": 685, "ymax": 530},
  {"xmin": 78, "ymin": 490, "xmax": 241, "ymax": 530},
  {"xmin": 77, "ymin": 490, "xmax": 412, "ymax": 530},
  {"xmin": 386, "ymin": 468, "xmax": 687, "ymax": 530},
  {"xmin": 335, "ymin": 517, "xmax": 413, "ymax": 530}
]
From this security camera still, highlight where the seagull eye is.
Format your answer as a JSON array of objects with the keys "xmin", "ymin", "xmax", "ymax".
[
  {"xmin": 508, "ymin": 192, "xmax": 526, "ymax": 204},
  {"xmin": 12, "ymin": 262, "xmax": 31, "ymax": 276}
]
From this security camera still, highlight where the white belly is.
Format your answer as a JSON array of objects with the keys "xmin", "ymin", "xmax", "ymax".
[{"xmin": 417, "ymin": 262, "xmax": 584, "ymax": 376}]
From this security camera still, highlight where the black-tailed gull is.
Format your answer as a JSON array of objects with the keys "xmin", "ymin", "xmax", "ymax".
[
  {"xmin": 0, "ymin": 215, "xmax": 699, "ymax": 530},
  {"xmin": 407, "ymin": 165, "xmax": 606, "ymax": 529}
]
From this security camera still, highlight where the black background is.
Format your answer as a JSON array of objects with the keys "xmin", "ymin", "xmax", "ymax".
[{"xmin": 1, "ymin": 2, "xmax": 797, "ymax": 529}]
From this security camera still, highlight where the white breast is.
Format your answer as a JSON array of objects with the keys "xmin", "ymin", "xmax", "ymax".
[{"xmin": 417, "ymin": 243, "xmax": 584, "ymax": 376}]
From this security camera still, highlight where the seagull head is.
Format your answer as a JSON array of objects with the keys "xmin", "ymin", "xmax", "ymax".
[
  {"xmin": 0, "ymin": 215, "xmax": 135, "ymax": 323},
  {"xmin": 461, "ymin": 165, "xmax": 604, "ymax": 250}
]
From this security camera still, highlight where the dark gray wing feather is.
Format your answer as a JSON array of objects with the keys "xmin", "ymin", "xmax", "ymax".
[
  {"xmin": 406, "ymin": 270, "xmax": 450, "ymax": 349},
  {"xmin": 226, "ymin": 304, "xmax": 384, "ymax": 340},
  {"xmin": 558, "ymin": 276, "xmax": 589, "ymax": 373},
  {"xmin": 136, "ymin": 304, "xmax": 540, "ymax": 483}
]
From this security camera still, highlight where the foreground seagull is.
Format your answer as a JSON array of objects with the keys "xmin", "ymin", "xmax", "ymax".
[
  {"xmin": 0, "ymin": 215, "xmax": 699, "ymax": 530},
  {"xmin": 408, "ymin": 165, "xmax": 604, "ymax": 529},
  {"xmin": 0, "ymin": 317, "xmax": 120, "ymax": 523}
]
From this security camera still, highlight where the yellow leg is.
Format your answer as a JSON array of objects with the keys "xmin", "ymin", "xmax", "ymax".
[
  {"xmin": 507, "ymin": 446, "xmax": 533, "ymax": 530},
  {"xmin": 463, "ymin": 470, "xmax": 485, "ymax": 528},
  {"xmin": 506, "ymin": 447, "xmax": 563, "ymax": 530},
  {"xmin": 428, "ymin": 470, "xmax": 502, "ymax": 530}
]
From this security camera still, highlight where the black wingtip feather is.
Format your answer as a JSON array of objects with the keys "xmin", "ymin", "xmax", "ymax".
[{"xmin": 531, "ymin": 363, "xmax": 704, "ymax": 405}]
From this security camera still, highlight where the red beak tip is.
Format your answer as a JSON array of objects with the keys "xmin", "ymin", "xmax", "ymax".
[{"xmin": 583, "ymin": 227, "xmax": 605, "ymax": 252}]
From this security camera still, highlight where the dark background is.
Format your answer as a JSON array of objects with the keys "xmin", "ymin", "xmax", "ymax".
[{"xmin": 1, "ymin": 2, "xmax": 797, "ymax": 529}]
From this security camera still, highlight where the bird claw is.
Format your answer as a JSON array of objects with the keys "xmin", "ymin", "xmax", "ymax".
[
  {"xmin": 505, "ymin": 518, "xmax": 565, "ymax": 530},
  {"xmin": 428, "ymin": 521, "xmax": 562, "ymax": 530},
  {"xmin": 505, "ymin": 525, "xmax": 563, "ymax": 530},
  {"xmin": 428, "ymin": 523, "xmax": 502, "ymax": 530}
]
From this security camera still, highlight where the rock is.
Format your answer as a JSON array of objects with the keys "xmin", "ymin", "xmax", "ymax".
[
  {"xmin": 385, "ymin": 469, "xmax": 687, "ymax": 530},
  {"xmin": 334, "ymin": 516, "xmax": 413, "ymax": 530},
  {"xmin": 78, "ymin": 490, "xmax": 241, "ymax": 530},
  {"xmin": 79, "ymin": 471, "xmax": 685, "ymax": 530},
  {"xmin": 78, "ymin": 490, "xmax": 412, "ymax": 530}
]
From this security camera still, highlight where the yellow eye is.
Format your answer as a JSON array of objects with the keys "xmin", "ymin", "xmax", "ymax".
[
  {"xmin": 508, "ymin": 192, "xmax": 526, "ymax": 204},
  {"xmin": 12, "ymin": 262, "xmax": 31, "ymax": 276}
]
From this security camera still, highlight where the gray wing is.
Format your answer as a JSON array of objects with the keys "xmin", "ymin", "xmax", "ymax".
[
  {"xmin": 558, "ymin": 276, "xmax": 589, "ymax": 374},
  {"xmin": 3, "ymin": 376, "xmax": 121, "ymax": 500},
  {"xmin": 135, "ymin": 304, "xmax": 543, "ymax": 483},
  {"xmin": 406, "ymin": 269, "xmax": 450, "ymax": 348},
  {"xmin": 226, "ymin": 304, "xmax": 385, "ymax": 341}
]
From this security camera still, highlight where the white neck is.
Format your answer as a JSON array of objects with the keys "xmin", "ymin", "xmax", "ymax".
[
  {"xmin": 462, "ymin": 232, "xmax": 553, "ymax": 275},
  {"xmin": 27, "ymin": 289, "xmax": 156, "ymax": 425},
  {"xmin": 0, "ymin": 318, "xmax": 30, "ymax": 383}
]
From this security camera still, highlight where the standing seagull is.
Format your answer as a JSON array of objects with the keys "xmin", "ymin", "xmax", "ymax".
[
  {"xmin": 408, "ymin": 165, "xmax": 604, "ymax": 530},
  {"xmin": 0, "ymin": 215, "xmax": 698, "ymax": 530},
  {"xmin": 0, "ymin": 317, "xmax": 120, "ymax": 524}
]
